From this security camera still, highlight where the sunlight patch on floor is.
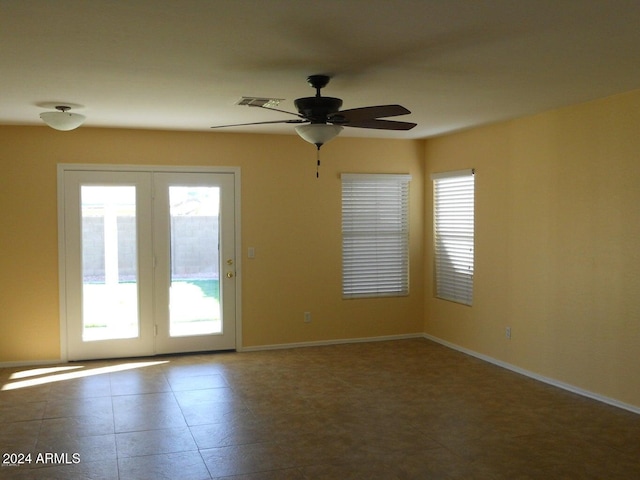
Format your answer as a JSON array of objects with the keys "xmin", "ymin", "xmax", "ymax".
[{"xmin": 1, "ymin": 360, "xmax": 169, "ymax": 391}]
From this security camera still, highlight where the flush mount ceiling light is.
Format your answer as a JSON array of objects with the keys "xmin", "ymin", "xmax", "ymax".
[{"xmin": 39, "ymin": 105, "xmax": 86, "ymax": 131}]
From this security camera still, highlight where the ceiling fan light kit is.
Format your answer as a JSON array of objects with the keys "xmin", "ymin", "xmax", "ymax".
[
  {"xmin": 40, "ymin": 105, "xmax": 86, "ymax": 131},
  {"xmin": 295, "ymin": 124, "xmax": 343, "ymax": 147}
]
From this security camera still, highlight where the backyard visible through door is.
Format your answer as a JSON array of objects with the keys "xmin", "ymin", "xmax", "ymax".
[{"xmin": 81, "ymin": 185, "xmax": 222, "ymax": 340}]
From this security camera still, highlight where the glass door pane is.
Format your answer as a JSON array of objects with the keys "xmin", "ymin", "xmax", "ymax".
[
  {"xmin": 152, "ymin": 171, "xmax": 236, "ymax": 355},
  {"xmin": 81, "ymin": 186, "xmax": 139, "ymax": 341},
  {"xmin": 168, "ymin": 186, "xmax": 221, "ymax": 337}
]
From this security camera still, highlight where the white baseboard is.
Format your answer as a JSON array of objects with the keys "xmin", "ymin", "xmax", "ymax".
[
  {"xmin": 0, "ymin": 359, "xmax": 64, "ymax": 369},
  {"xmin": 3, "ymin": 333, "xmax": 638, "ymax": 416},
  {"xmin": 422, "ymin": 333, "xmax": 640, "ymax": 416},
  {"xmin": 238, "ymin": 332, "xmax": 424, "ymax": 352}
]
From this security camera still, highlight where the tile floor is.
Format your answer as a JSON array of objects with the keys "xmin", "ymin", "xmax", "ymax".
[{"xmin": 1, "ymin": 338, "xmax": 639, "ymax": 479}]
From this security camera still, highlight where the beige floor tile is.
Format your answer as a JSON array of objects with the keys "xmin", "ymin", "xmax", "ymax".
[
  {"xmin": 1, "ymin": 461, "xmax": 118, "ymax": 480},
  {"xmin": 0, "ymin": 401, "xmax": 46, "ymax": 423},
  {"xmin": 38, "ymin": 413, "xmax": 115, "ymax": 438},
  {"xmin": 112, "ymin": 392, "xmax": 186, "ymax": 433},
  {"xmin": 0, "ymin": 420, "xmax": 41, "ymax": 452},
  {"xmin": 200, "ymin": 442, "xmax": 295, "ymax": 477},
  {"xmin": 109, "ymin": 371, "xmax": 172, "ymax": 396},
  {"xmin": 173, "ymin": 386, "xmax": 243, "ymax": 407},
  {"xmin": 190, "ymin": 420, "xmax": 273, "ymax": 449},
  {"xmin": 210, "ymin": 468, "xmax": 305, "ymax": 480},
  {"xmin": 34, "ymin": 433, "xmax": 117, "ymax": 465},
  {"xmin": 1, "ymin": 338, "xmax": 639, "ymax": 480},
  {"xmin": 167, "ymin": 373, "xmax": 228, "ymax": 392},
  {"xmin": 180, "ymin": 400, "xmax": 254, "ymax": 427},
  {"xmin": 44, "ymin": 395, "xmax": 113, "ymax": 419},
  {"xmin": 116, "ymin": 426, "xmax": 198, "ymax": 458},
  {"xmin": 118, "ymin": 451, "xmax": 211, "ymax": 480},
  {"xmin": 47, "ymin": 375, "xmax": 112, "ymax": 399}
]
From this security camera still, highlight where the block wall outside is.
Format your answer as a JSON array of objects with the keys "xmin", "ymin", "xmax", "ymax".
[{"xmin": 82, "ymin": 216, "xmax": 219, "ymax": 281}]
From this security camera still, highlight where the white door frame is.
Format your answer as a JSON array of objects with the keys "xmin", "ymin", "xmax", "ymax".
[{"xmin": 57, "ymin": 164, "xmax": 242, "ymax": 362}]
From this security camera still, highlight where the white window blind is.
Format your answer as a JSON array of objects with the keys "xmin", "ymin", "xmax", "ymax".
[
  {"xmin": 342, "ymin": 174, "xmax": 411, "ymax": 298},
  {"xmin": 432, "ymin": 169, "xmax": 475, "ymax": 305}
]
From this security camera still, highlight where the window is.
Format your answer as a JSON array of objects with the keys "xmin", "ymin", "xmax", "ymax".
[
  {"xmin": 432, "ymin": 169, "xmax": 475, "ymax": 305},
  {"xmin": 342, "ymin": 173, "xmax": 411, "ymax": 298}
]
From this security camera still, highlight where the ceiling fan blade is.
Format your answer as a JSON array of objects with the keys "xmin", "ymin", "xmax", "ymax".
[
  {"xmin": 211, "ymin": 119, "xmax": 307, "ymax": 128},
  {"xmin": 343, "ymin": 118, "xmax": 417, "ymax": 130},
  {"xmin": 335, "ymin": 105, "xmax": 411, "ymax": 122}
]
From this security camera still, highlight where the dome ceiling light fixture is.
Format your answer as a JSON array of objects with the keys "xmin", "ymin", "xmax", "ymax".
[
  {"xmin": 295, "ymin": 123, "xmax": 343, "ymax": 177},
  {"xmin": 294, "ymin": 123, "xmax": 343, "ymax": 147},
  {"xmin": 39, "ymin": 105, "xmax": 86, "ymax": 131}
]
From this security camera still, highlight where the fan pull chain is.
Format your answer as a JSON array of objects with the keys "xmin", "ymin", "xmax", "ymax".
[{"xmin": 316, "ymin": 144, "xmax": 321, "ymax": 178}]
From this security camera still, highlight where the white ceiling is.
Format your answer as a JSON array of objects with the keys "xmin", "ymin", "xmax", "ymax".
[{"xmin": 2, "ymin": 0, "xmax": 640, "ymax": 139}]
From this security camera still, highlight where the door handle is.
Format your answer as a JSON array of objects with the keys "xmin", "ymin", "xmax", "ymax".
[{"xmin": 226, "ymin": 271, "xmax": 234, "ymax": 278}]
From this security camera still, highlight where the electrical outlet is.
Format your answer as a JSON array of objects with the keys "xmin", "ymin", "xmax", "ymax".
[
  {"xmin": 505, "ymin": 327, "xmax": 511, "ymax": 339},
  {"xmin": 304, "ymin": 312, "xmax": 312, "ymax": 323}
]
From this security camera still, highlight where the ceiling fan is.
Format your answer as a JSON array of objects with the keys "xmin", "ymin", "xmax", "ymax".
[{"xmin": 211, "ymin": 75, "xmax": 416, "ymax": 176}]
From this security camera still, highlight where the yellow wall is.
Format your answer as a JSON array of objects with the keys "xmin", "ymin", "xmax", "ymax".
[
  {"xmin": 424, "ymin": 89, "xmax": 640, "ymax": 408},
  {"xmin": 0, "ymin": 127, "xmax": 425, "ymax": 362},
  {"xmin": 3, "ymin": 88, "xmax": 638, "ymax": 409}
]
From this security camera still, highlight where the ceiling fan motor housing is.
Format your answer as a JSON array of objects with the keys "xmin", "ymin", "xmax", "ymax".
[{"xmin": 294, "ymin": 96, "xmax": 343, "ymax": 124}]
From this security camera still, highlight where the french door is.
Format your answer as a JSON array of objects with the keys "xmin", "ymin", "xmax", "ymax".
[{"xmin": 60, "ymin": 167, "xmax": 238, "ymax": 361}]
